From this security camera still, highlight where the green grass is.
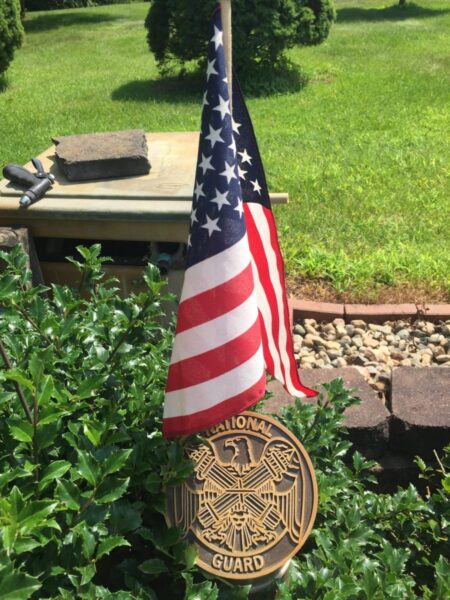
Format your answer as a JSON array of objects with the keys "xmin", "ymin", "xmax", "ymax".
[{"xmin": 0, "ymin": 0, "xmax": 449, "ymax": 300}]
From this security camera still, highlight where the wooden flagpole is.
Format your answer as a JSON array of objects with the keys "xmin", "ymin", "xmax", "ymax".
[{"xmin": 220, "ymin": 0, "xmax": 232, "ymax": 107}]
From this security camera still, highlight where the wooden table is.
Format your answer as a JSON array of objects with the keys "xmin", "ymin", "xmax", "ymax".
[{"xmin": 0, "ymin": 132, "xmax": 287, "ymax": 243}]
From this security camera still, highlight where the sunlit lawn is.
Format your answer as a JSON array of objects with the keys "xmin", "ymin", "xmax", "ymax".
[{"xmin": 0, "ymin": 0, "xmax": 449, "ymax": 300}]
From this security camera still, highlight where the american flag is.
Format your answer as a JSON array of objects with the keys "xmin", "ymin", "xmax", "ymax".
[
  {"xmin": 162, "ymin": 6, "xmax": 266, "ymax": 439},
  {"xmin": 162, "ymin": 5, "xmax": 315, "ymax": 439}
]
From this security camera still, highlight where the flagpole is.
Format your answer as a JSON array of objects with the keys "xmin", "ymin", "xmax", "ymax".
[{"xmin": 220, "ymin": 0, "xmax": 232, "ymax": 108}]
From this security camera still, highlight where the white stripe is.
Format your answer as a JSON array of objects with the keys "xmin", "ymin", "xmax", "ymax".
[
  {"xmin": 249, "ymin": 256, "xmax": 284, "ymax": 382},
  {"xmin": 170, "ymin": 292, "xmax": 259, "ymax": 363},
  {"xmin": 181, "ymin": 235, "xmax": 251, "ymax": 301},
  {"xmin": 164, "ymin": 344, "xmax": 264, "ymax": 418},
  {"xmin": 247, "ymin": 204, "xmax": 306, "ymax": 398}
]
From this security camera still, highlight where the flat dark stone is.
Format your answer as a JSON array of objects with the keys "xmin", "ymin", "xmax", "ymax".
[
  {"xmin": 53, "ymin": 130, "xmax": 151, "ymax": 181},
  {"xmin": 266, "ymin": 367, "xmax": 390, "ymax": 458},
  {"xmin": 390, "ymin": 367, "xmax": 450, "ymax": 456}
]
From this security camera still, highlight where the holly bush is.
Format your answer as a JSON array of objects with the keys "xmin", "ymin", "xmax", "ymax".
[
  {"xmin": 0, "ymin": 244, "xmax": 448, "ymax": 599},
  {"xmin": 145, "ymin": 0, "xmax": 335, "ymax": 86},
  {"xmin": 0, "ymin": 0, "xmax": 24, "ymax": 77}
]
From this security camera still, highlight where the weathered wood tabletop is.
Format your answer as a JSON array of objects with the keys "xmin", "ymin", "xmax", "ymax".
[{"xmin": 0, "ymin": 132, "xmax": 287, "ymax": 242}]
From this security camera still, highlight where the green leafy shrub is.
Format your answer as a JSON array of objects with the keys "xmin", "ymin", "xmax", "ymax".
[
  {"xmin": 24, "ymin": 0, "xmax": 94, "ymax": 10},
  {"xmin": 0, "ymin": 245, "xmax": 448, "ymax": 598},
  {"xmin": 0, "ymin": 245, "xmax": 196, "ymax": 598},
  {"xmin": 24, "ymin": 0, "xmax": 144, "ymax": 10},
  {"xmin": 277, "ymin": 384, "xmax": 450, "ymax": 599},
  {"xmin": 0, "ymin": 0, "xmax": 24, "ymax": 77},
  {"xmin": 145, "ymin": 0, "xmax": 336, "ymax": 85}
]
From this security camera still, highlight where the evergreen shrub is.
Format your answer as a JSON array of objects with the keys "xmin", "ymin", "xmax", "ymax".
[
  {"xmin": 24, "ymin": 0, "xmax": 143, "ymax": 10},
  {"xmin": 0, "ymin": 0, "xmax": 24, "ymax": 77},
  {"xmin": 0, "ymin": 244, "xmax": 448, "ymax": 598},
  {"xmin": 145, "ymin": 0, "xmax": 336, "ymax": 83}
]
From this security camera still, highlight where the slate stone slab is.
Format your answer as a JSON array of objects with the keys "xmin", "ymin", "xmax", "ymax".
[
  {"xmin": 390, "ymin": 367, "xmax": 450, "ymax": 456},
  {"xmin": 53, "ymin": 130, "xmax": 151, "ymax": 181},
  {"xmin": 266, "ymin": 367, "xmax": 390, "ymax": 458}
]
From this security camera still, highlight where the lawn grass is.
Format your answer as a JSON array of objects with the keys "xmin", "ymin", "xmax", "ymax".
[{"xmin": 0, "ymin": 0, "xmax": 449, "ymax": 301}]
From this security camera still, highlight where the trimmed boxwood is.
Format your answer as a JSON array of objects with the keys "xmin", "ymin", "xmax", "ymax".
[
  {"xmin": 145, "ymin": 0, "xmax": 336, "ymax": 81},
  {"xmin": 0, "ymin": 0, "xmax": 24, "ymax": 77}
]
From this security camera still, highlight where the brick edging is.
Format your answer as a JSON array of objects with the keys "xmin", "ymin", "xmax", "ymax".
[{"xmin": 289, "ymin": 299, "xmax": 450, "ymax": 324}]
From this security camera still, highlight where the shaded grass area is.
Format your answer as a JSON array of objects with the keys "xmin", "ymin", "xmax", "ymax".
[{"xmin": 0, "ymin": 0, "xmax": 449, "ymax": 301}]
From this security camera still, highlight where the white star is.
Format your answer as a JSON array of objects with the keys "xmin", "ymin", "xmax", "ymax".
[
  {"xmin": 251, "ymin": 179, "xmax": 262, "ymax": 194},
  {"xmin": 201, "ymin": 215, "xmax": 221, "ymax": 237},
  {"xmin": 194, "ymin": 181, "xmax": 205, "ymax": 201},
  {"xmin": 213, "ymin": 95, "xmax": 231, "ymax": 120},
  {"xmin": 202, "ymin": 91, "xmax": 209, "ymax": 107},
  {"xmin": 232, "ymin": 119, "xmax": 242, "ymax": 135},
  {"xmin": 199, "ymin": 153, "xmax": 214, "ymax": 175},
  {"xmin": 210, "ymin": 188, "xmax": 230, "ymax": 211},
  {"xmin": 223, "ymin": 76, "xmax": 228, "ymax": 84},
  {"xmin": 187, "ymin": 234, "xmax": 192, "ymax": 247},
  {"xmin": 234, "ymin": 199, "xmax": 244, "ymax": 218},
  {"xmin": 228, "ymin": 136, "xmax": 237, "ymax": 156},
  {"xmin": 211, "ymin": 26, "xmax": 223, "ymax": 50},
  {"xmin": 205, "ymin": 125, "xmax": 224, "ymax": 148},
  {"xmin": 238, "ymin": 165, "xmax": 247, "ymax": 180},
  {"xmin": 206, "ymin": 59, "xmax": 218, "ymax": 80},
  {"xmin": 190, "ymin": 208, "xmax": 198, "ymax": 226},
  {"xmin": 238, "ymin": 149, "xmax": 252, "ymax": 165},
  {"xmin": 220, "ymin": 161, "xmax": 237, "ymax": 184}
]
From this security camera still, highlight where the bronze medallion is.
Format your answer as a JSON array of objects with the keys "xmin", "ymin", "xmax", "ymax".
[{"xmin": 167, "ymin": 412, "xmax": 318, "ymax": 582}]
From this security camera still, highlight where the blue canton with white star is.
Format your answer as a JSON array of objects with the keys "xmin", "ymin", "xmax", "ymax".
[{"xmin": 186, "ymin": 7, "xmax": 245, "ymax": 268}]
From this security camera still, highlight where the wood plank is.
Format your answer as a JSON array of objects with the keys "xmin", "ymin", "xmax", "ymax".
[{"xmin": 0, "ymin": 217, "xmax": 189, "ymax": 242}]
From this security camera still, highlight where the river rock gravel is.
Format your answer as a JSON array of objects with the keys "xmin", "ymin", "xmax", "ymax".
[{"xmin": 292, "ymin": 318, "xmax": 450, "ymax": 402}]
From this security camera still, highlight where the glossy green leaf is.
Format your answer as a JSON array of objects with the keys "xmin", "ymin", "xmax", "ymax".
[
  {"xmin": 184, "ymin": 544, "xmax": 197, "ymax": 569},
  {"xmin": 28, "ymin": 354, "xmax": 44, "ymax": 387},
  {"xmin": 77, "ymin": 451, "xmax": 99, "ymax": 486},
  {"xmin": 9, "ymin": 421, "xmax": 33, "ymax": 443},
  {"xmin": 96, "ymin": 535, "xmax": 130, "ymax": 560},
  {"xmin": 17, "ymin": 501, "xmax": 57, "ymax": 532},
  {"xmin": 14, "ymin": 538, "xmax": 41, "ymax": 555},
  {"xmin": 38, "ymin": 461, "xmax": 71, "ymax": 491},
  {"xmin": 37, "ymin": 375, "xmax": 54, "ymax": 405},
  {"xmin": 83, "ymin": 422, "xmax": 103, "ymax": 447},
  {"xmin": 38, "ymin": 407, "xmax": 70, "ymax": 426},
  {"xmin": 95, "ymin": 477, "xmax": 129, "ymax": 504},
  {"xmin": 76, "ymin": 374, "xmax": 108, "ymax": 400},
  {"xmin": 77, "ymin": 564, "xmax": 96, "ymax": 586},
  {"xmin": 5, "ymin": 369, "xmax": 34, "ymax": 393},
  {"xmin": 0, "ymin": 573, "xmax": 41, "ymax": 599},
  {"xmin": 138, "ymin": 559, "xmax": 168, "ymax": 575},
  {"xmin": 102, "ymin": 449, "xmax": 132, "ymax": 476}
]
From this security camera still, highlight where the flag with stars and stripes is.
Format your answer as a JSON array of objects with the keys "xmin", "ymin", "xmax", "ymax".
[
  {"xmin": 232, "ymin": 77, "xmax": 317, "ymax": 402},
  {"xmin": 162, "ymin": 6, "xmax": 266, "ymax": 438}
]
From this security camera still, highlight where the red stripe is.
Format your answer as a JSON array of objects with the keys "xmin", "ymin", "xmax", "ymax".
[
  {"xmin": 166, "ymin": 318, "xmax": 262, "ymax": 392},
  {"xmin": 163, "ymin": 372, "xmax": 266, "ymax": 439},
  {"xmin": 262, "ymin": 206, "xmax": 316, "ymax": 397},
  {"xmin": 176, "ymin": 263, "xmax": 254, "ymax": 333},
  {"xmin": 245, "ymin": 204, "xmax": 316, "ymax": 398},
  {"xmin": 244, "ymin": 204, "xmax": 287, "ymax": 382}
]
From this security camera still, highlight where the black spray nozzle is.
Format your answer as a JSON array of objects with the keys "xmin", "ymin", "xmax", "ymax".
[
  {"xmin": 3, "ymin": 164, "xmax": 40, "ymax": 189},
  {"xmin": 19, "ymin": 178, "xmax": 53, "ymax": 207},
  {"xmin": 2, "ymin": 160, "xmax": 54, "ymax": 208}
]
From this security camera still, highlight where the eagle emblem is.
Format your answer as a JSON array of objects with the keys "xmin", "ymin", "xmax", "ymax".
[{"xmin": 167, "ymin": 413, "xmax": 318, "ymax": 581}]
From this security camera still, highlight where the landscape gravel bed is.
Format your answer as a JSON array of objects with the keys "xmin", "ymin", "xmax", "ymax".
[{"xmin": 292, "ymin": 317, "xmax": 450, "ymax": 402}]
